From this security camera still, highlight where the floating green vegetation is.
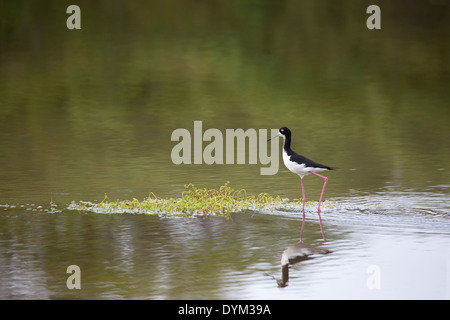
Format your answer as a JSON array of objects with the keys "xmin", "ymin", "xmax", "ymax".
[{"xmin": 67, "ymin": 182, "xmax": 334, "ymax": 218}]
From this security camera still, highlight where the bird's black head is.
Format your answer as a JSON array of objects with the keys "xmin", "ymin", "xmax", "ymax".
[
  {"xmin": 279, "ymin": 127, "xmax": 291, "ymax": 138},
  {"xmin": 267, "ymin": 126, "xmax": 292, "ymax": 142}
]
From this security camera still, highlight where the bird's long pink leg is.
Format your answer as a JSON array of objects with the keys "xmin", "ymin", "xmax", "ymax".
[
  {"xmin": 309, "ymin": 172, "xmax": 328, "ymax": 243},
  {"xmin": 300, "ymin": 177, "xmax": 306, "ymax": 242}
]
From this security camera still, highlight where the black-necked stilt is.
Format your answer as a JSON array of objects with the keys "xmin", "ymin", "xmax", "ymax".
[{"xmin": 269, "ymin": 127, "xmax": 334, "ymax": 243}]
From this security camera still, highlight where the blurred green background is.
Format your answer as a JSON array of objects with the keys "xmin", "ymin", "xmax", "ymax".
[{"xmin": 1, "ymin": 0, "xmax": 449, "ymax": 203}]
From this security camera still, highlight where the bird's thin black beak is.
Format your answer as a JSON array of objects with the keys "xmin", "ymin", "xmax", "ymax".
[{"xmin": 267, "ymin": 134, "xmax": 280, "ymax": 142}]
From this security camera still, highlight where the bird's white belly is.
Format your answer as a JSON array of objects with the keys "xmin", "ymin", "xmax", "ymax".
[{"xmin": 282, "ymin": 151, "xmax": 327, "ymax": 178}]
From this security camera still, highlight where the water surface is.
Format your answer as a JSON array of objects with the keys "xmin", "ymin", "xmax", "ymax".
[{"xmin": 0, "ymin": 1, "xmax": 449, "ymax": 299}]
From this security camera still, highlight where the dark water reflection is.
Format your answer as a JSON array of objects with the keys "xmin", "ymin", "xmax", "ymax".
[
  {"xmin": 1, "ymin": 0, "xmax": 450, "ymax": 299},
  {"xmin": 278, "ymin": 242, "xmax": 331, "ymax": 288}
]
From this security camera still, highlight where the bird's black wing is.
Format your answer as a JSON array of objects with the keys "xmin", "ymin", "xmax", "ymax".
[{"xmin": 288, "ymin": 151, "xmax": 334, "ymax": 170}]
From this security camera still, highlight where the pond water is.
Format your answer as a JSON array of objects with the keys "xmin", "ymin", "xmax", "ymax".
[{"xmin": 0, "ymin": 1, "xmax": 449, "ymax": 299}]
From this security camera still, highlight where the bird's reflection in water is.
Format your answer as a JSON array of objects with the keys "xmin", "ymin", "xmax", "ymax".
[{"xmin": 277, "ymin": 242, "xmax": 331, "ymax": 288}]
